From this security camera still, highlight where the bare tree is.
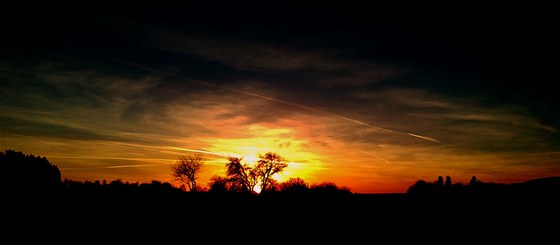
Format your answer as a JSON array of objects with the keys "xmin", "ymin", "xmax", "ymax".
[
  {"xmin": 255, "ymin": 152, "xmax": 288, "ymax": 192},
  {"xmin": 171, "ymin": 154, "xmax": 205, "ymax": 192}
]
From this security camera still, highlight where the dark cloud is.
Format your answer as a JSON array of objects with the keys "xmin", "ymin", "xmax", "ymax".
[{"xmin": 0, "ymin": 116, "xmax": 122, "ymax": 142}]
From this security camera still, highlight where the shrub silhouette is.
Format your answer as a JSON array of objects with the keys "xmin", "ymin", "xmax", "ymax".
[
  {"xmin": 207, "ymin": 175, "xmax": 231, "ymax": 193},
  {"xmin": 61, "ymin": 178, "xmax": 181, "ymax": 193},
  {"xmin": 279, "ymin": 177, "xmax": 309, "ymax": 193},
  {"xmin": 309, "ymin": 182, "xmax": 351, "ymax": 194}
]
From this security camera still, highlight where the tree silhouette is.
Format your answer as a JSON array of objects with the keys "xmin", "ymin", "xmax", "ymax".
[
  {"xmin": 223, "ymin": 153, "xmax": 288, "ymax": 193},
  {"xmin": 445, "ymin": 175, "xmax": 452, "ymax": 187},
  {"xmin": 171, "ymin": 154, "xmax": 205, "ymax": 192},
  {"xmin": 254, "ymin": 152, "xmax": 288, "ymax": 193},
  {"xmin": 225, "ymin": 157, "xmax": 258, "ymax": 192},
  {"xmin": 1, "ymin": 149, "xmax": 61, "ymax": 193},
  {"xmin": 470, "ymin": 176, "xmax": 478, "ymax": 188},
  {"xmin": 208, "ymin": 175, "xmax": 230, "ymax": 193},
  {"xmin": 435, "ymin": 176, "xmax": 444, "ymax": 188},
  {"xmin": 61, "ymin": 178, "xmax": 181, "ymax": 193},
  {"xmin": 309, "ymin": 182, "xmax": 352, "ymax": 194},
  {"xmin": 279, "ymin": 177, "xmax": 309, "ymax": 193},
  {"xmin": 407, "ymin": 179, "xmax": 432, "ymax": 194}
]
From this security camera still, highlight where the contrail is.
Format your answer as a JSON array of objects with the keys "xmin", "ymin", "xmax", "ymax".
[
  {"xmin": 168, "ymin": 146, "xmax": 232, "ymax": 157},
  {"xmin": 116, "ymin": 61, "xmax": 440, "ymax": 144},
  {"xmin": 228, "ymin": 84, "xmax": 440, "ymax": 143},
  {"xmin": 61, "ymin": 164, "xmax": 158, "ymax": 171},
  {"xmin": 328, "ymin": 113, "xmax": 394, "ymax": 133},
  {"xmin": 193, "ymin": 79, "xmax": 441, "ymax": 142},
  {"xmin": 192, "ymin": 80, "xmax": 439, "ymax": 143},
  {"xmin": 407, "ymin": 133, "xmax": 440, "ymax": 143},
  {"xmin": 356, "ymin": 149, "xmax": 391, "ymax": 165},
  {"xmin": 169, "ymin": 146, "xmax": 259, "ymax": 161},
  {"xmin": 49, "ymin": 155, "xmax": 172, "ymax": 162},
  {"xmin": 103, "ymin": 164, "xmax": 158, "ymax": 169}
]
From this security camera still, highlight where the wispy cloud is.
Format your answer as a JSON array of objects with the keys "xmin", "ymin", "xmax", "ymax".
[
  {"xmin": 159, "ymin": 35, "xmax": 331, "ymax": 71},
  {"xmin": 158, "ymin": 34, "xmax": 406, "ymax": 87}
]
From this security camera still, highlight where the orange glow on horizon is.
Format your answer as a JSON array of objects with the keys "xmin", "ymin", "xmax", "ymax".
[{"xmin": 3, "ymin": 99, "xmax": 559, "ymax": 194}]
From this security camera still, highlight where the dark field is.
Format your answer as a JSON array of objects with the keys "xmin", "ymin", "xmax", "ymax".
[{"xmin": 8, "ymin": 192, "xmax": 558, "ymax": 232}]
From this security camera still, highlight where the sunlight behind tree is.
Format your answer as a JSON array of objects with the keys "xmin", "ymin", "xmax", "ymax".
[
  {"xmin": 255, "ymin": 152, "xmax": 288, "ymax": 192},
  {"xmin": 222, "ymin": 152, "xmax": 288, "ymax": 193}
]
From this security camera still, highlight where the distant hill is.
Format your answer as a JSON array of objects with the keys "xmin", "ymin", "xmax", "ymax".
[
  {"xmin": 510, "ymin": 176, "xmax": 560, "ymax": 193},
  {"xmin": 520, "ymin": 176, "xmax": 560, "ymax": 185}
]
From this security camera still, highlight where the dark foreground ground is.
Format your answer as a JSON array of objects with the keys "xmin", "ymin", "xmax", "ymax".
[{"xmin": 5, "ymin": 191, "xmax": 558, "ymax": 241}]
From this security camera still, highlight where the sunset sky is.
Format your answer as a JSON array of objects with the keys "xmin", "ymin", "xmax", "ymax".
[{"xmin": 1, "ymin": 2, "xmax": 559, "ymax": 192}]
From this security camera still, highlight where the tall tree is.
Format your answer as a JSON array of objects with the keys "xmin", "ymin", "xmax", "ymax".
[
  {"xmin": 225, "ymin": 157, "xmax": 257, "ymax": 192},
  {"xmin": 254, "ymin": 152, "xmax": 288, "ymax": 192},
  {"xmin": 171, "ymin": 154, "xmax": 205, "ymax": 192}
]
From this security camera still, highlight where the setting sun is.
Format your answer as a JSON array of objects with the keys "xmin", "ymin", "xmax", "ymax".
[
  {"xmin": 198, "ymin": 123, "xmax": 324, "ymax": 185},
  {"xmin": 243, "ymin": 155, "xmax": 258, "ymax": 165}
]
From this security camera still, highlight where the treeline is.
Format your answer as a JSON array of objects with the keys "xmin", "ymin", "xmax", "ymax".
[
  {"xmin": 2, "ymin": 149, "xmax": 558, "ymax": 196},
  {"xmin": 59, "ymin": 178, "xmax": 352, "ymax": 195},
  {"xmin": 407, "ymin": 175, "xmax": 494, "ymax": 195},
  {"xmin": 206, "ymin": 176, "xmax": 352, "ymax": 194},
  {"xmin": 171, "ymin": 152, "xmax": 352, "ymax": 194},
  {"xmin": 407, "ymin": 175, "xmax": 560, "ymax": 196},
  {"xmin": 1, "ymin": 149, "xmax": 61, "ymax": 193},
  {"xmin": 405, "ymin": 175, "xmax": 560, "ymax": 213},
  {"xmin": 0, "ymin": 149, "xmax": 351, "ymax": 195},
  {"xmin": 62, "ymin": 179, "xmax": 183, "ymax": 194}
]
